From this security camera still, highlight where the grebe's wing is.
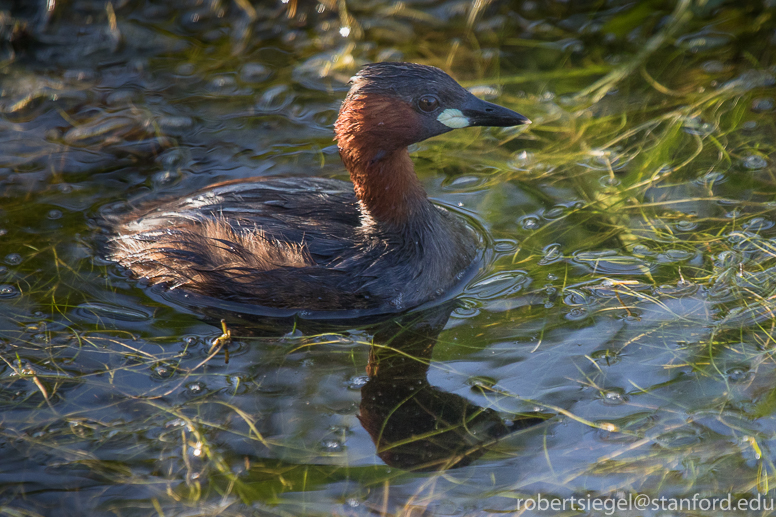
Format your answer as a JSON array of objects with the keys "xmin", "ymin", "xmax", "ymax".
[
  {"xmin": 111, "ymin": 178, "xmax": 362, "ymax": 259},
  {"xmin": 106, "ymin": 178, "xmax": 379, "ymax": 307}
]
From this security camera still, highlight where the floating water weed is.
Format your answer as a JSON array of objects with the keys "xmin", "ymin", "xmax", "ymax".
[{"xmin": 1, "ymin": 0, "xmax": 775, "ymax": 515}]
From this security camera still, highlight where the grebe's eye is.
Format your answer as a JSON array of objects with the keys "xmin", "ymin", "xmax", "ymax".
[{"xmin": 417, "ymin": 95, "xmax": 440, "ymax": 112}]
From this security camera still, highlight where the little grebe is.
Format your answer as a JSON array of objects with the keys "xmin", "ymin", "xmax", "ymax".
[{"xmin": 108, "ymin": 62, "xmax": 529, "ymax": 314}]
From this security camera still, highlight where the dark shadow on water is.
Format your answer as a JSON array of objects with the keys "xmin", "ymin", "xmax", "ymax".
[
  {"xmin": 361, "ymin": 305, "xmax": 551, "ymax": 471},
  {"xmin": 194, "ymin": 299, "xmax": 551, "ymax": 472}
]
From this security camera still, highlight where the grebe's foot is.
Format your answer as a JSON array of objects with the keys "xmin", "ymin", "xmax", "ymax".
[{"xmin": 209, "ymin": 319, "xmax": 232, "ymax": 364}]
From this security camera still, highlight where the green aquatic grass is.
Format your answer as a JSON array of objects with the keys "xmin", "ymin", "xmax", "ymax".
[{"xmin": 1, "ymin": 0, "xmax": 776, "ymax": 515}]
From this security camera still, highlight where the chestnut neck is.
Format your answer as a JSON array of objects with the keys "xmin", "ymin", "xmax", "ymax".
[
  {"xmin": 339, "ymin": 145, "xmax": 433, "ymax": 227},
  {"xmin": 335, "ymin": 94, "xmax": 434, "ymax": 228}
]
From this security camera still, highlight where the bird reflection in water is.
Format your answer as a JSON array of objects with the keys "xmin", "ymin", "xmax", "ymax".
[
  {"xmin": 200, "ymin": 300, "xmax": 551, "ymax": 473},
  {"xmin": 359, "ymin": 303, "xmax": 550, "ymax": 471}
]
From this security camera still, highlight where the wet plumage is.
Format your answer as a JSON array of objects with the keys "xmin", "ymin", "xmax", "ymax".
[{"xmin": 110, "ymin": 177, "xmax": 478, "ymax": 311}]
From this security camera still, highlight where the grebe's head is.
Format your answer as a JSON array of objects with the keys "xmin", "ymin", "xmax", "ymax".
[{"xmin": 334, "ymin": 62, "xmax": 530, "ymax": 153}]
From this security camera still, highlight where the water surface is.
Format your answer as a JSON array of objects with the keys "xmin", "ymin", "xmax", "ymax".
[{"xmin": 1, "ymin": 1, "xmax": 776, "ymax": 515}]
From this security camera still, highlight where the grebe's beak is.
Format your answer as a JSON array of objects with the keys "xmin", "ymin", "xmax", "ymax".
[
  {"xmin": 461, "ymin": 94, "xmax": 531, "ymax": 127},
  {"xmin": 436, "ymin": 95, "xmax": 530, "ymax": 130}
]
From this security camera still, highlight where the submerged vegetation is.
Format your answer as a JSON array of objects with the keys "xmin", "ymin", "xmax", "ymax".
[{"xmin": 1, "ymin": 0, "xmax": 776, "ymax": 515}]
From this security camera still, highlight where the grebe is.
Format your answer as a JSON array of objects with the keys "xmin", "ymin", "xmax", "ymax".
[{"xmin": 108, "ymin": 62, "xmax": 529, "ymax": 314}]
